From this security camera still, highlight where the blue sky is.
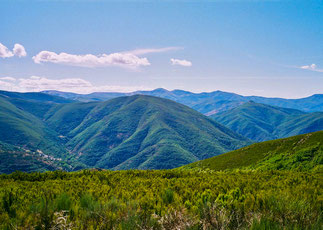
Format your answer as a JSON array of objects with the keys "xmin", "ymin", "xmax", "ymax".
[{"xmin": 0, "ymin": 0, "xmax": 322, "ymax": 98}]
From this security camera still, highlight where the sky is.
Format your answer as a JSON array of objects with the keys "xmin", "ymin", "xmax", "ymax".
[{"xmin": 0, "ymin": 0, "xmax": 322, "ymax": 98}]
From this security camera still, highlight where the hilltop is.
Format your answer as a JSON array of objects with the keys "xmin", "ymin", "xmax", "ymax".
[{"xmin": 45, "ymin": 95, "xmax": 251, "ymax": 169}]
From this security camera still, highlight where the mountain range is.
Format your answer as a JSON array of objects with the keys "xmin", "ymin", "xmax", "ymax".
[
  {"xmin": 0, "ymin": 90, "xmax": 250, "ymax": 173},
  {"xmin": 1, "ymin": 89, "xmax": 322, "ymax": 174},
  {"xmin": 43, "ymin": 88, "xmax": 323, "ymax": 143},
  {"xmin": 212, "ymin": 101, "xmax": 323, "ymax": 142},
  {"xmin": 43, "ymin": 88, "xmax": 323, "ymax": 114}
]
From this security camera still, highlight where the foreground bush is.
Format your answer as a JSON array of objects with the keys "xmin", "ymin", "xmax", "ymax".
[{"xmin": 0, "ymin": 170, "xmax": 322, "ymax": 229}]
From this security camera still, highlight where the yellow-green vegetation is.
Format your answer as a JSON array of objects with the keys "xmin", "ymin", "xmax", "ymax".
[
  {"xmin": 0, "ymin": 170, "xmax": 322, "ymax": 230},
  {"xmin": 183, "ymin": 131, "xmax": 323, "ymax": 172}
]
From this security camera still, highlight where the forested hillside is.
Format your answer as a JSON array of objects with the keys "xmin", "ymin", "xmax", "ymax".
[
  {"xmin": 0, "ymin": 92, "xmax": 250, "ymax": 172},
  {"xmin": 44, "ymin": 95, "xmax": 250, "ymax": 169},
  {"xmin": 0, "ymin": 96, "xmax": 70, "ymax": 162},
  {"xmin": 212, "ymin": 102, "xmax": 323, "ymax": 142}
]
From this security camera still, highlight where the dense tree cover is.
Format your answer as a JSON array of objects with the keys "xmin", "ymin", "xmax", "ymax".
[
  {"xmin": 44, "ymin": 95, "xmax": 250, "ymax": 170},
  {"xmin": 211, "ymin": 102, "xmax": 323, "ymax": 142},
  {"xmin": 0, "ymin": 169, "xmax": 322, "ymax": 229},
  {"xmin": 0, "ymin": 93, "xmax": 251, "ymax": 173}
]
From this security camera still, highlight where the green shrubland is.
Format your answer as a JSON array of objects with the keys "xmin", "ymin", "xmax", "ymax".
[{"xmin": 0, "ymin": 169, "xmax": 322, "ymax": 229}]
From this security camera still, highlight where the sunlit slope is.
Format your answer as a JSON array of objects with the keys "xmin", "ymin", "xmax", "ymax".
[
  {"xmin": 46, "ymin": 95, "xmax": 251, "ymax": 169},
  {"xmin": 183, "ymin": 131, "xmax": 323, "ymax": 171}
]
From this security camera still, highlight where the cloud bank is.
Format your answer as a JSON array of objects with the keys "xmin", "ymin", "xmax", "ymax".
[
  {"xmin": 170, "ymin": 58, "xmax": 192, "ymax": 67},
  {"xmin": 0, "ymin": 77, "xmax": 16, "ymax": 82},
  {"xmin": 0, "ymin": 76, "xmax": 151, "ymax": 94},
  {"xmin": 0, "ymin": 43, "xmax": 26, "ymax": 58}
]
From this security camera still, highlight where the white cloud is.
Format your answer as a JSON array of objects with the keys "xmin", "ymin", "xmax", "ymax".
[
  {"xmin": 0, "ymin": 43, "xmax": 14, "ymax": 58},
  {"xmin": 32, "ymin": 51, "xmax": 151, "ymax": 69},
  {"xmin": 301, "ymin": 63, "xmax": 316, "ymax": 70},
  {"xmin": 300, "ymin": 63, "xmax": 323, "ymax": 72},
  {"xmin": 0, "ymin": 43, "xmax": 27, "ymax": 58},
  {"xmin": 0, "ymin": 77, "xmax": 16, "ymax": 82},
  {"xmin": 128, "ymin": 47, "xmax": 182, "ymax": 55},
  {"xmin": 170, "ymin": 58, "xmax": 192, "ymax": 67},
  {"xmin": 13, "ymin": 44, "xmax": 27, "ymax": 57},
  {"xmin": 32, "ymin": 47, "xmax": 181, "ymax": 69},
  {"xmin": 0, "ymin": 76, "xmax": 151, "ymax": 94}
]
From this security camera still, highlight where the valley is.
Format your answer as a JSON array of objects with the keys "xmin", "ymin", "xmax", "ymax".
[
  {"xmin": 1, "ymin": 1, "xmax": 322, "ymax": 229},
  {"xmin": 0, "ymin": 91, "xmax": 322, "ymax": 229}
]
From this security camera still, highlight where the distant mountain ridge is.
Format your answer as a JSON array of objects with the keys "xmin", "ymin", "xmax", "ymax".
[
  {"xmin": 43, "ymin": 88, "xmax": 323, "ymax": 114},
  {"xmin": 212, "ymin": 101, "xmax": 323, "ymax": 142}
]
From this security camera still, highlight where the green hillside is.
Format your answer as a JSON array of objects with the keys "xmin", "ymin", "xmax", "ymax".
[
  {"xmin": 276, "ymin": 112, "xmax": 323, "ymax": 137},
  {"xmin": 0, "ymin": 90, "xmax": 73, "ymax": 119},
  {"xmin": 0, "ymin": 95, "xmax": 80, "ymax": 173},
  {"xmin": 46, "ymin": 95, "xmax": 251, "ymax": 169},
  {"xmin": 0, "ymin": 96, "xmax": 67, "ymax": 157},
  {"xmin": 44, "ymin": 101, "xmax": 100, "ymax": 136},
  {"xmin": 183, "ymin": 131, "xmax": 323, "ymax": 171},
  {"xmin": 0, "ymin": 141, "xmax": 61, "ymax": 174},
  {"xmin": 0, "ymin": 92, "xmax": 251, "ymax": 172},
  {"xmin": 212, "ymin": 102, "xmax": 323, "ymax": 142}
]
